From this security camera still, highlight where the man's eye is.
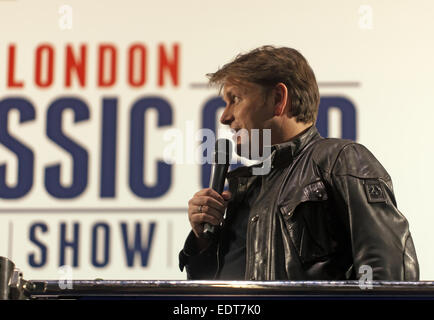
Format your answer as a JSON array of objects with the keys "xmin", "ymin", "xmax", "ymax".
[{"xmin": 233, "ymin": 96, "xmax": 241, "ymax": 104}]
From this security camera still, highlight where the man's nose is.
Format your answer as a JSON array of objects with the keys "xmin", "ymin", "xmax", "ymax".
[{"xmin": 220, "ymin": 105, "xmax": 234, "ymax": 126}]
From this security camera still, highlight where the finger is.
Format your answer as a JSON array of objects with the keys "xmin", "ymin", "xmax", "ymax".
[
  {"xmin": 192, "ymin": 204, "xmax": 224, "ymax": 223},
  {"xmin": 194, "ymin": 188, "xmax": 225, "ymax": 203},
  {"xmin": 190, "ymin": 212, "xmax": 221, "ymax": 227},
  {"xmin": 190, "ymin": 196, "xmax": 225, "ymax": 212}
]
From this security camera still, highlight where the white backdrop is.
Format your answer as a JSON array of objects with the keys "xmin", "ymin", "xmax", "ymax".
[{"xmin": 0, "ymin": 0, "xmax": 433, "ymax": 280}]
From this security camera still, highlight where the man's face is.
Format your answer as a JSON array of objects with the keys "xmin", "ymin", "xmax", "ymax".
[{"xmin": 220, "ymin": 80, "xmax": 274, "ymax": 157}]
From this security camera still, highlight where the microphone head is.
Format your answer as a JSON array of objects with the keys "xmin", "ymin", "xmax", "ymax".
[{"xmin": 214, "ymin": 138, "xmax": 233, "ymax": 164}]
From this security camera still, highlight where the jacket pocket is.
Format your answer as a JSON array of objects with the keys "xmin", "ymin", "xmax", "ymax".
[{"xmin": 279, "ymin": 181, "xmax": 335, "ymax": 265}]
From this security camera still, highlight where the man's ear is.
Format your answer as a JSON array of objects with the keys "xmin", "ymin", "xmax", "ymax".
[{"xmin": 273, "ymin": 83, "xmax": 290, "ymax": 117}]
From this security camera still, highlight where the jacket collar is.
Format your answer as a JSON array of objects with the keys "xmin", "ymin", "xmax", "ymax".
[{"xmin": 227, "ymin": 125, "xmax": 321, "ymax": 178}]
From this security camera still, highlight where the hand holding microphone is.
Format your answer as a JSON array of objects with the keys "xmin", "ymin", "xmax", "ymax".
[{"xmin": 187, "ymin": 139, "xmax": 233, "ymax": 241}]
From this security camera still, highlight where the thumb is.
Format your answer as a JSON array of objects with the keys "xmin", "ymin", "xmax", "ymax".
[{"xmin": 221, "ymin": 190, "xmax": 232, "ymax": 200}]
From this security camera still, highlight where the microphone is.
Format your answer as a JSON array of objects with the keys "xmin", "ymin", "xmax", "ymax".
[{"xmin": 203, "ymin": 138, "xmax": 233, "ymax": 239}]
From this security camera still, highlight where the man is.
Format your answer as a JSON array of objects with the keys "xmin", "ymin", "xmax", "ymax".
[{"xmin": 179, "ymin": 45, "xmax": 419, "ymax": 281}]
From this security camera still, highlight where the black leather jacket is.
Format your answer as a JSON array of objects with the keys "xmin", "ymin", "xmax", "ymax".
[{"xmin": 179, "ymin": 126, "xmax": 419, "ymax": 281}]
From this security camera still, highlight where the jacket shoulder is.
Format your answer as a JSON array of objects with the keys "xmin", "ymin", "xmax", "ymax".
[
  {"xmin": 309, "ymin": 138, "xmax": 353, "ymax": 173},
  {"xmin": 311, "ymin": 138, "xmax": 390, "ymax": 180}
]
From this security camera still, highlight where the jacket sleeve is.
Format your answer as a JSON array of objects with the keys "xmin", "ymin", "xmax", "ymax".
[
  {"xmin": 329, "ymin": 143, "xmax": 419, "ymax": 280},
  {"xmin": 178, "ymin": 230, "xmax": 218, "ymax": 280}
]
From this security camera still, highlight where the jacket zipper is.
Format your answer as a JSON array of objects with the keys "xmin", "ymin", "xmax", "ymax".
[
  {"xmin": 245, "ymin": 211, "xmax": 252, "ymax": 280},
  {"xmin": 266, "ymin": 199, "xmax": 275, "ymax": 280},
  {"xmin": 213, "ymin": 240, "xmax": 221, "ymax": 279}
]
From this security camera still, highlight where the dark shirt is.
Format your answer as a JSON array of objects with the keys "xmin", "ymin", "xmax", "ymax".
[{"xmin": 216, "ymin": 177, "xmax": 260, "ymax": 280}]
